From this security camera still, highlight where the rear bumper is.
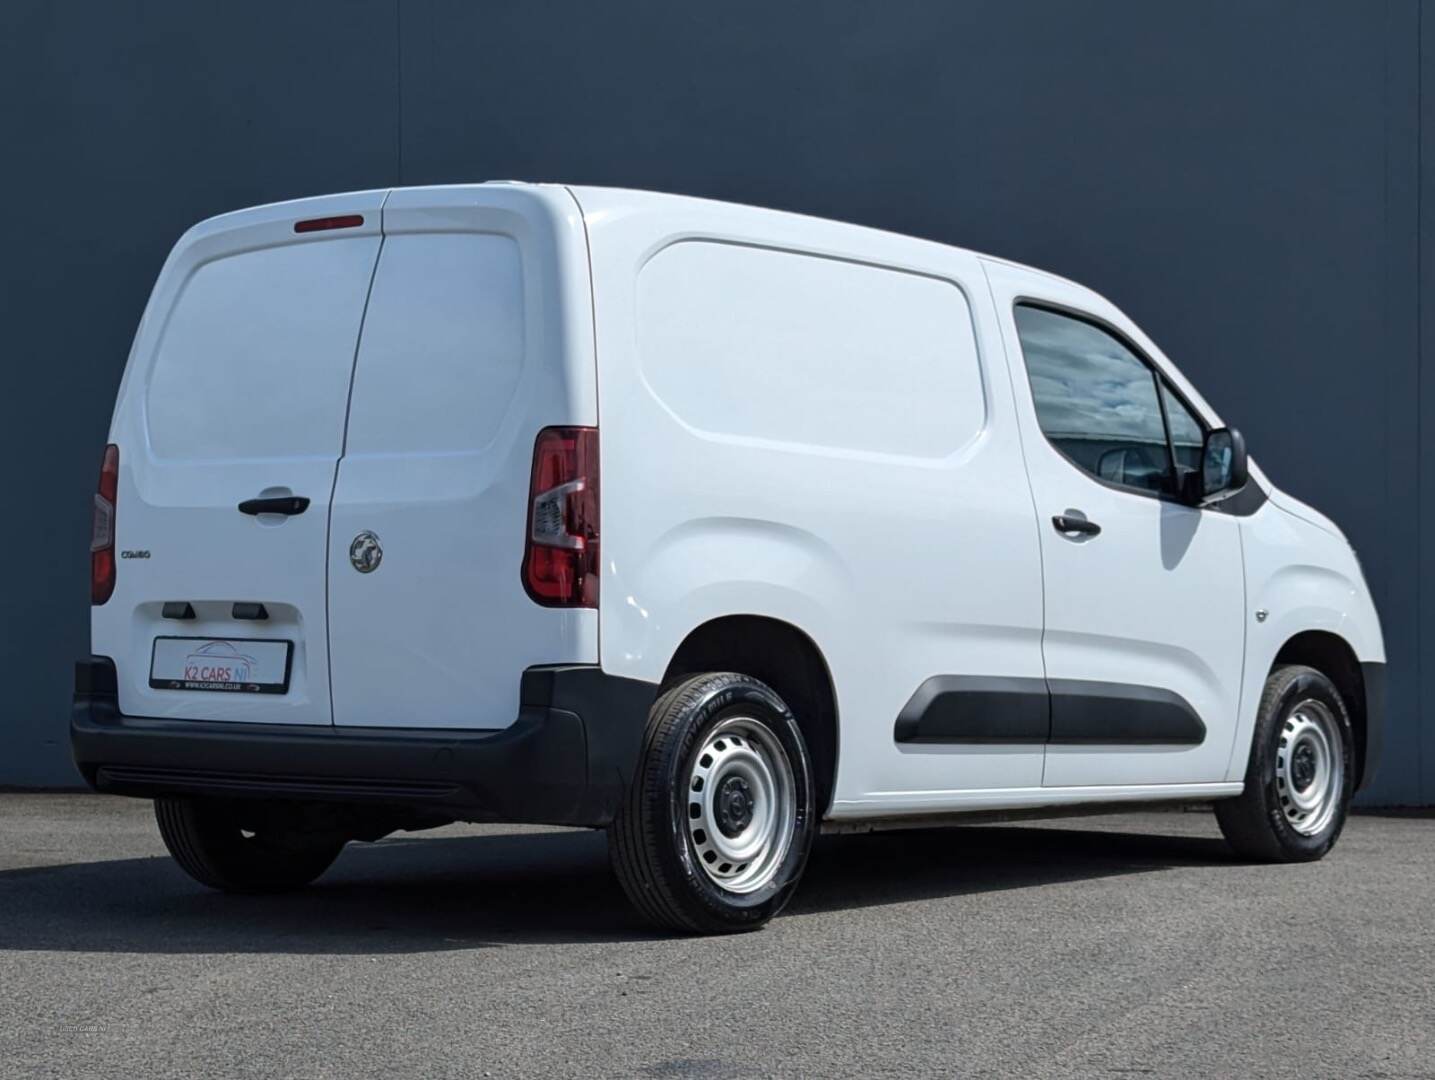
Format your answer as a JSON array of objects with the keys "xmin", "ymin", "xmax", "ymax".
[{"xmin": 71, "ymin": 657, "xmax": 658, "ymax": 828}]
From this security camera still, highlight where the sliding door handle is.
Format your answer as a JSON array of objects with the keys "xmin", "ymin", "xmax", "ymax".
[{"xmin": 1052, "ymin": 513, "xmax": 1101, "ymax": 537}]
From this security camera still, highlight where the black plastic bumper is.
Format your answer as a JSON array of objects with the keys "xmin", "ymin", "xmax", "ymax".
[
  {"xmin": 71, "ymin": 657, "xmax": 659, "ymax": 828},
  {"xmin": 1359, "ymin": 661, "xmax": 1385, "ymax": 793}
]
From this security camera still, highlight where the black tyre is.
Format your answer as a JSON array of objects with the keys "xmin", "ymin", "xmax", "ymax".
[
  {"xmin": 609, "ymin": 672, "xmax": 817, "ymax": 933},
  {"xmin": 154, "ymin": 797, "xmax": 346, "ymax": 893},
  {"xmin": 1215, "ymin": 664, "xmax": 1354, "ymax": 861}
]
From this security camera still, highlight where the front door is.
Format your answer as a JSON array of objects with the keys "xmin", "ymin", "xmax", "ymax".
[{"xmin": 985, "ymin": 261, "xmax": 1246, "ymax": 788}]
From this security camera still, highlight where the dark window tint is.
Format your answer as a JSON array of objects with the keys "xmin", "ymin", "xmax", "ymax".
[{"xmin": 1013, "ymin": 304, "xmax": 1170, "ymax": 495}]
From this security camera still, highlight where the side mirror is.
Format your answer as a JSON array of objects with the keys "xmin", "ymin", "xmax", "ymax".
[
  {"xmin": 1097, "ymin": 446, "xmax": 1128, "ymax": 484},
  {"xmin": 1200, "ymin": 427, "xmax": 1248, "ymax": 500}
]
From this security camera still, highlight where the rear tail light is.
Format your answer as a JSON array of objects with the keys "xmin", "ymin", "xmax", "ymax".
[
  {"xmin": 91, "ymin": 444, "xmax": 118, "ymax": 605},
  {"xmin": 522, "ymin": 427, "xmax": 599, "ymax": 607}
]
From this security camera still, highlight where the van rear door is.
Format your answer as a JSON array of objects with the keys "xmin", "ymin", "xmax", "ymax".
[
  {"xmin": 326, "ymin": 185, "xmax": 599, "ymax": 729},
  {"xmin": 95, "ymin": 192, "xmax": 387, "ymax": 725}
]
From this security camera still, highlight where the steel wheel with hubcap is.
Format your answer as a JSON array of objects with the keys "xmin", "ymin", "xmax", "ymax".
[
  {"xmin": 1275, "ymin": 699, "xmax": 1344, "ymax": 837},
  {"xmin": 1217, "ymin": 664, "xmax": 1354, "ymax": 861},
  {"xmin": 685, "ymin": 716, "xmax": 797, "ymax": 895},
  {"xmin": 609, "ymin": 671, "xmax": 816, "ymax": 933}
]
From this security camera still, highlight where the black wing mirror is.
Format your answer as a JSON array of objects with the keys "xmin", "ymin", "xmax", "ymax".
[{"xmin": 1200, "ymin": 427, "xmax": 1248, "ymax": 500}]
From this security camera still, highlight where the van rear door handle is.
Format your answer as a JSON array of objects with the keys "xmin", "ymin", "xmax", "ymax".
[
  {"xmin": 238, "ymin": 496, "xmax": 310, "ymax": 517},
  {"xmin": 1052, "ymin": 513, "xmax": 1101, "ymax": 537}
]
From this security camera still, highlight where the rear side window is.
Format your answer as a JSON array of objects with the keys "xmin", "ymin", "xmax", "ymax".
[
  {"xmin": 146, "ymin": 237, "xmax": 380, "ymax": 460},
  {"xmin": 1013, "ymin": 304, "xmax": 1172, "ymax": 495},
  {"xmin": 638, "ymin": 241, "xmax": 985, "ymax": 458}
]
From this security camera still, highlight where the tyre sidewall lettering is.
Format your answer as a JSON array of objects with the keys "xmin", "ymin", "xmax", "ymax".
[
  {"xmin": 659, "ymin": 678, "xmax": 816, "ymax": 921},
  {"xmin": 1257, "ymin": 671, "xmax": 1354, "ymax": 856}
]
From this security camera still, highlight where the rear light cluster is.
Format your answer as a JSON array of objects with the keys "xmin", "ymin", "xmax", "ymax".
[
  {"xmin": 91, "ymin": 444, "xmax": 118, "ymax": 605},
  {"xmin": 522, "ymin": 427, "xmax": 599, "ymax": 607}
]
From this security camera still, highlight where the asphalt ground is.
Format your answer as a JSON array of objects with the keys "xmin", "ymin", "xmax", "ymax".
[{"xmin": 0, "ymin": 793, "xmax": 1431, "ymax": 1078}]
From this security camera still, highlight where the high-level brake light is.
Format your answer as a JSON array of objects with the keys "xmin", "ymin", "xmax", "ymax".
[{"xmin": 293, "ymin": 214, "xmax": 364, "ymax": 234}]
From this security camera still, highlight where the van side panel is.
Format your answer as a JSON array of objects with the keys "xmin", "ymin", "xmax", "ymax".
[
  {"xmin": 326, "ymin": 186, "xmax": 598, "ymax": 729},
  {"xmin": 638, "ymin": 241, "xmax": 984, "ymax": 459},
  {"xmin": 575, "ymin": 188, "xmax": 1048, "ymax": 810},
  {"xmin": 95, "ymin": 191, "xmax": 388, "ymax": 725}
]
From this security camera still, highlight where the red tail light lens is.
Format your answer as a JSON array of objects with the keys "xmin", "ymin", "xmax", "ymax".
[
  {"xmin": 522, "ymin": 427, "xmax": 599, "ymax": 607},
  {"xmin": 293, "ymin": 214, "xmax": 364, "ymax": 233},
  {"xmin": 91, "ymin": 444, "xmax": 118, "ymax": 605}
]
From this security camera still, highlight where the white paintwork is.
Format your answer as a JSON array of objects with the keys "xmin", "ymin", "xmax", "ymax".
[
  {"xmin": 97, "ymin": 182, "xmax": 1384, "ymax": 823},
  {"xmin": 983, "ymin": 259, "xmax": 1247, "ymax": 788},
  {"xmin": 579, "ymin": 186, "xmax": 1048, "ymax": 798},
  {"xmin": 96, "ymin": 190, "xmax": 387, "ymax": 725},
  {"xmin": 1225, "ymin": 492, "xmax": 1382, "ymax": 783},
  {"xmin": 326, "ymin": 186, "xmax": 597, "ymax": 728},
  {"xmin": 637, "ymin": 239, "xmax": 985, "ymax": 457}
]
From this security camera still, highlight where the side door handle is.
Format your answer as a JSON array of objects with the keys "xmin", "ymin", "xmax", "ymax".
[
  {"xmin": 1052, "ymin": 513, "xmax": 1101, "ymax": 537},
  {"xmin": 238, "ymin": 496, "xmax": 310, "ymax": 517}
]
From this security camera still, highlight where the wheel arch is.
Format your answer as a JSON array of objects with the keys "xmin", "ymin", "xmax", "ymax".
[
  {"xmin": 663, "ymin": 615, "xmax": 840, "ymax": 817},
  {"xmin": 1273, "ymin": 630, "xmax": 1368, "ymax": 790}
]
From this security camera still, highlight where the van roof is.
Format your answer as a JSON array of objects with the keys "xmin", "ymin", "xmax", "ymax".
[
  {"xmin": 560, "ymin": 183, "xmax": 1087, "ymax": 292},
  {"xmin": 181, "ymin": 182, "xmax": 1088, "ymax": 297}
]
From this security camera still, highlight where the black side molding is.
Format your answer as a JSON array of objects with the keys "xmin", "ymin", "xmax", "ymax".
[
  {"xmin": 1047, "ymin": 679, "xmax": 1205, "ymax": 746},
  {"xmin": 895, "ymin": 675, "xmax": 1206, "ymax": 747},
  {"xmin": 894, "ymin": 676, "xmax": 1049, "ymax": 743}
]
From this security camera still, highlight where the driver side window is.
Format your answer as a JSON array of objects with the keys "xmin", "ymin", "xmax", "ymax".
[
  {"xmin": 1013, "ymin": 303, "xmax": 1174, "ymax": 496},
  {"xmin": 1015, "ymin": 301, "xmax": 1205, "ymax": 499}
]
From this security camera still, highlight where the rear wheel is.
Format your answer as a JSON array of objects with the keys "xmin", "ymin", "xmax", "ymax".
[
  {"xmin": 154, "ymin": 797, "xmax": 346, "ymax": 893},
  {"xmin": 608, "ymin": 672, "xmax": 816, "ymax": 933},
  {"xmin": 1216, "ymin": 664, "xmax": 1354, "ymax": 861}
]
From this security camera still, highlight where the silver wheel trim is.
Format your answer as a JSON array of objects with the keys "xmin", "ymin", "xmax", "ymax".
[
  {"xmin": 685, "ymin": 715, "xmax": 797, "ymax": 895},
  {"xmin": 1275, "ymin": 699, "xmax": 1344, "ymax": 836}
]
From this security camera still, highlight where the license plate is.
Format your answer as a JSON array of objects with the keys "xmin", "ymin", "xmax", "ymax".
[{"xmin": 149, "ymin": 637, "xmax": 293, "ymax": 694}]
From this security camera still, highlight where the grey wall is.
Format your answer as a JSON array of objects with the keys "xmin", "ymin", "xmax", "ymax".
[{"xmin": 1, "ymin": 1, "xmax": 1429, "ymax": 803}]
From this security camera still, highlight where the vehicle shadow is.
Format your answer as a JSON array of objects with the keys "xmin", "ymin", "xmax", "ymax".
[
  {"xmin": 792, "ymin": 822, "xmax": 1234, "ymax": 917},
  {"xmin": 0, "ymin": 821, "xmax": 1237, "ymax": 955}
]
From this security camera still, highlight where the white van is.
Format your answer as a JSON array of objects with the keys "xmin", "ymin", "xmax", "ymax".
[{"xmin": 74, "ymin": 184, "xmax": 1385, "ymax": 933}]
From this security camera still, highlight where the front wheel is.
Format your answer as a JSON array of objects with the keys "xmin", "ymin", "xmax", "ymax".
[
  {"xmin": 608, "ymin": 672, "xmax": 817, "ymax": 933},
  {"xmin": 1216, "ymin": 664, "xmax": 1354, "ymax": 861},
  {"xmin": 154, "ymin": 797, "xmax": 346, "ymax": 893}
]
